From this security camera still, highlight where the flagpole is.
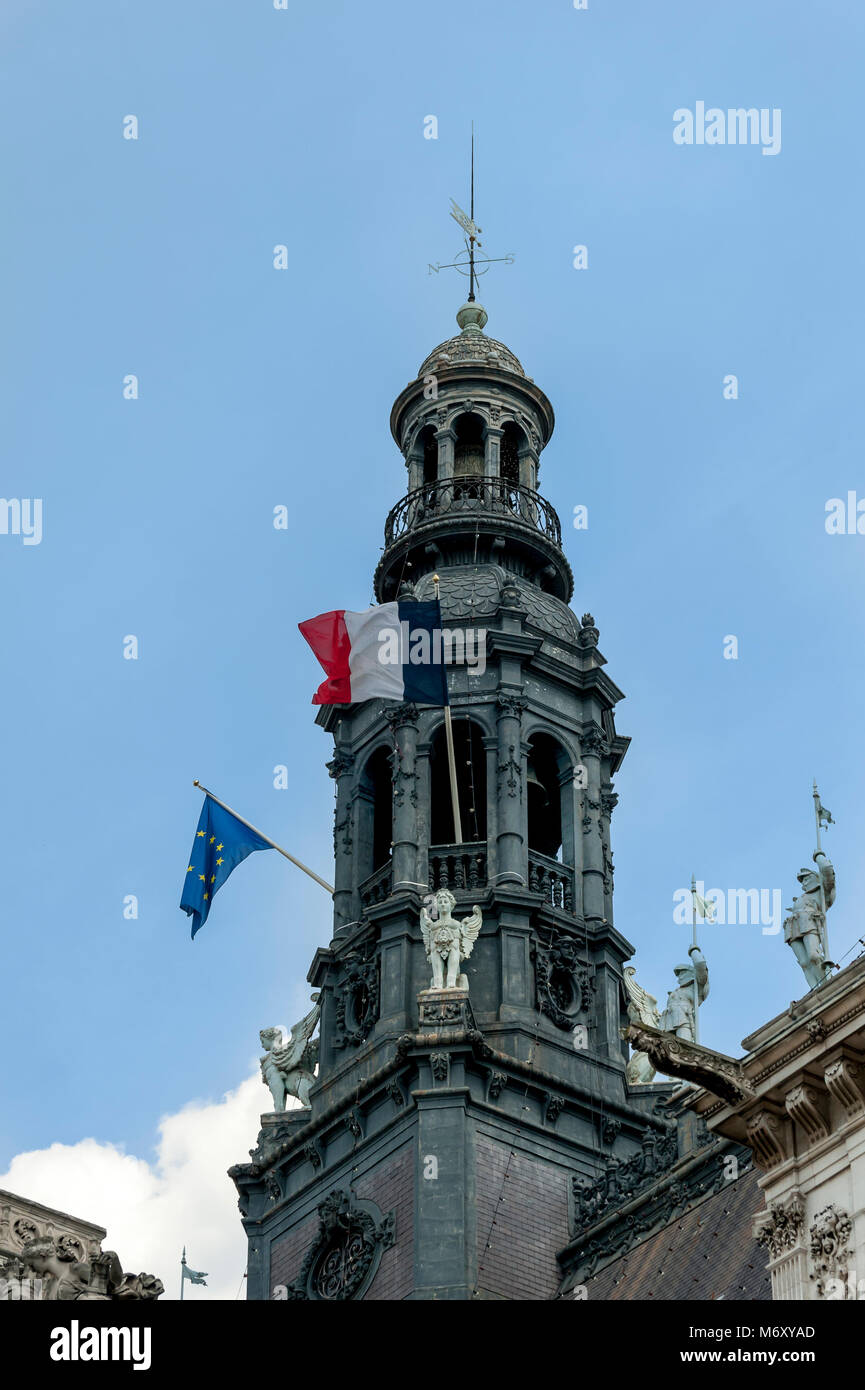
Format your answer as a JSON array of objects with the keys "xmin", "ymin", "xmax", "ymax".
[
  {"xmin": 432, "ymin": 575, "xmax": 463, "ymax": 845},
  {"xmin": 180, "ymin": 1248, "xmax": 185, "ymax": 1302},
  {"xmin": 690, "ymin": 873, "xmax": 700, "ymax": 1046},
  {"xmin": 192, "ymin": 781, "xmax": 334, "ymax": 894},
  {"xmin": 813, "ymin": 779, "xmax": 829, "ymax": 962}
]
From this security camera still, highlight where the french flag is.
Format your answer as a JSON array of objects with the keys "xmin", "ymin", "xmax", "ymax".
[{"xmin": 299, "ymin": 600, "xmax": 449, "ymax": 707}]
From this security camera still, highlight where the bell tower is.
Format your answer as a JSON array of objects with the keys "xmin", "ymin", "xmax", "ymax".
[{"xmin": 231, "ymin": 299, "xmax": 674, "ymax": 1301}]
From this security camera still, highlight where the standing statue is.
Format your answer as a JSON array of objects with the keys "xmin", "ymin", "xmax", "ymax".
[
  {"xmin": 420, "ymin": 889, "xmax": 482, "ymax": 991},
  {"xmin": 260, "ymin": 994, "xmax": 320, "ymax": 1111},
  {"xmin": 624, "ymin": 948, "xmax": 709, "ymax": 1085},
  {"xmin": 784, "ymin": 853, "xmax": 835, "ymax": 990},
  {"xmin": 784, "ymin": 783, "xmax": 837, "ymax": 991}
]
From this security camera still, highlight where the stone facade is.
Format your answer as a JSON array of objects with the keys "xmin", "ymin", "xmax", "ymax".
[{"xmin": 687, "ymin": 955, "xmax": 865, "ymax": 1301}]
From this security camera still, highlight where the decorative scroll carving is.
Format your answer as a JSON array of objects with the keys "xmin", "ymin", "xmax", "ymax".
[
  {"xmin": 785, "ymin": 1083, "xmax": 829, "ymax": 1144},
  {"xmin": 824, "ymin": 1057, "xmax": 865, "ymax": 1117},
  {"xmin": 285, "ymin": 1190, "xmax": 395, "ymax": 1302},
  {"xmin": 303, "ymin": 1141, "xmax": 323, "ymax": 1170},
  {"xmin": 745, "ymin": 1108, "xmax": 787, "ymax": 1169},
  {"xmin": 623, "ymin": 1024, "xmax": 756, "ymax": 1107}
]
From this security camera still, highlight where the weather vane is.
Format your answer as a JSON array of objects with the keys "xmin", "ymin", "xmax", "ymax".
[{"xmin": 427, "ymin": 124, "xmax": 514, "ymax": 301}]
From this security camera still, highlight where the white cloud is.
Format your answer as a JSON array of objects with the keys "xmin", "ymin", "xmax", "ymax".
[{"xmin": 0, "ymin": 1070, "xmax": 270, "ymax": 1300}]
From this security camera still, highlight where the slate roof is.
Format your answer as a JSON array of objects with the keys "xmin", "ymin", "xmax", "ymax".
[{"xmin": 580, "ymin": 1165, "xmax": 771, "ymax": 1302}]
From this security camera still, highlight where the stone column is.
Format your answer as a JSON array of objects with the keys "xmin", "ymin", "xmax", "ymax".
[
  {"xmin": 386, "ymin": 702, "xmax": 421, "ymax": 893},
  {"xmin": 485, "ymin": 426, "xmax": 503, "ymax": 478},
  {"xmin": 436, "ymin": 425, "xmax": 456, "ymax": 482},
  {"xmin": 580, "ymin": 725, "xmax": 607, "ymax": 924},
  {"xmin": 495, "ymin": 693, "xmax": 527, "ymax": 886},
  {"xmin": 327, "ymin": 749, "xmax": 356, "ymax": 933},
  {"xmin": 600, "ymin": 787, "xmax": 618, "ymax": 925}
]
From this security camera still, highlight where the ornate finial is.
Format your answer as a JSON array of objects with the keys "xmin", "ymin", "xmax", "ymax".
[{"xmin": 578, "ymin": 614, "xmax": 599, "ymax": 649}]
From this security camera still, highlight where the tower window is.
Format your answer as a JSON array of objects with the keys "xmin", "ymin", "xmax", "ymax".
[
  {"xmin": 453, "ymin": 413, "xmax": 486, "ymax": 477},
  {"xmin": 430, "ymin": 718, "xmax": 487, "ymax": 845},
  {"xmin": 421, "ymin": 425, "xmax": 438, "ymax": 486},
  {"xmin": 357, "ymin": 747, "xmax": 393, "ymax": 880},
  {"xmin": 526, "ymin": 733, "xmax": 566, "ymax": 860},
  {"xmin": 501, "ymin": 422, "xmax": 523, "ymax": 485}
]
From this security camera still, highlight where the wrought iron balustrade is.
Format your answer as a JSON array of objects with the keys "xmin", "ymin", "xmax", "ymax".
[
  {"xmin": 384, "ymin": 477, "xmax": 562, "ymax": 548},
  {"xmin": 529, "ymin": 850, "xmax": 575, "ymax": 914},
  {"xmin": 428, "ymin": 842, "xmax": 488, "ymax": 894}
]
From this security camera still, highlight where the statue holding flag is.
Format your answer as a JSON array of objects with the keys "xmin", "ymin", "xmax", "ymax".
[
  {"xmin": 783, "ymin": 782, "xmax": 836, "ymax": 991},
  {"xmin": 624, "ymin": 877, "xmax": 711, "ymax": 1085}
]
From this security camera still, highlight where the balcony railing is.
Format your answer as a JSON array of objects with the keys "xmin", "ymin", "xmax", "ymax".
[
  {"xmin": 429, "ymin": 843, "xmax": 488, "ymax": 894},
  {"xmin": 384, "ymin": 477, "xmax": 562, "ymax": 548},
  {"xmin": 529, "ymin": 851, "xmax": 575, "ymax": 914},
  {"xmin": 359, "ymin": 861, "xmax": 392, "ymax": 910}
]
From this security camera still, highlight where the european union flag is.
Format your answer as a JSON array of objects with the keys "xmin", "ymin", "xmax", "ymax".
[{"xmin": 180, "ymin": 794, "xmax": 271, "ymax": 938}]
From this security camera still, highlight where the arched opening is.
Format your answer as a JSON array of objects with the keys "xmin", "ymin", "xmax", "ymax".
[
  {"xmin": 430, "ymin": 719, "xmax": 487, "ymax": 845},
  {"xmin": 453, "ymin": 413, "xmax": 486, "ymax": 477},
  {"xmin": 420, "ymin": 424, "xmax": 438, "ymax": 487},
  {"xmin": 357, "ymin": 747, "xmax": 393, "ymax": 889},
  {"xmin": 526, "ymin": 733, "xmax": 567, "ymax": 860},
  {"xmin": 501, "ymin": 421, "xmax": 523, "ymax": 486}
]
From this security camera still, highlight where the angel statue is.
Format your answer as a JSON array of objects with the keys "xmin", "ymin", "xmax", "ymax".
[
  {"xmin": 623, "ymin": 948, "xmax": 710, "ymax": 1085},
  {"xmin": 623, "ymin": 968, "xmax": 661, "ymax": 1085},
  {"xmin": 260, "ymin": 994, "xmax": 320, "ymax": 1111},
  {"xmin": 420, "ymin": 889, "xmax": 483, "ymax": 991}
]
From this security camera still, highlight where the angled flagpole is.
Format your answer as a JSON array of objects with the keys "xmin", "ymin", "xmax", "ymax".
[
  {"xmin": 193, "ymin": 781, "xmax": 334, "ymax": 894},
  {"xmin": 432, "ymin": 576, "xmax": 463, "ymax": 845}
]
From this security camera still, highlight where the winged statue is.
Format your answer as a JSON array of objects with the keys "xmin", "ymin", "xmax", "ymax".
[
  {"xmin": 420, "ymin": 889, "xmax": 482, "ymax": 991},
  {"xmin": 623, "ymin": 966, "xmax": 661, "ymax": 1085},
  {"xmin": 260, "ymin": 994, "xmax": 320, "ymax": 1110}
]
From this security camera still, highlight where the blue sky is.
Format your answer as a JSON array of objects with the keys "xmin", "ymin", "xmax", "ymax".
[{"xmin": 2, "ymin": 0, "xmax": 864, "ymax": 1215}]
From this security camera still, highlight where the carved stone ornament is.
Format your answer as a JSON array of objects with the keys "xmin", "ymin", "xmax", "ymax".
[
  {"xmin": 623, "ymin": 1024, "xmax": 755, "ymax": 1107},
  {"xmin": 9, "ymin": 1234, "xmax": 163, "ymax": 1302},
  {"xmin": 498, "ymin": 744, "xmax": 521, "ymax": 800},
  {"xmin": 431, "ymin": 1052, "xmax": 450, "ymax": 1081},
  {"xmin": 384, "ymin": 702, "xmax": 419, "ymax": 732},
  {"xmin": 532, "ymin": 929, "xmax": 592, "ymax": 1030},
  {"xmin": 809, "ymin": 1204, "xmax": 853, "ymax": 1298},
  {"xmin": 580, "ymin": 726, "xmax": 607, "ymax": 758},
  {"xmin": 496, "ymin": 692, "xmax": 528, "ymax": 720},
  {"xmin": 284, "ymin": 1190, "xmax": 395, "ymax": 1302},
  {"xmin": 571, "ymin": 1126, "xmax": 678, "ymax": 1235},
  {"xmin": 334, "ymin": 947, "xmax": 380, "ymax": 1049},
  {"xmin": 753, "ymin": 1195, "xmax": 806, "ymax": 1260},
  {"xmin": 327, "ymin": 751, "xmax": 355, "ymax": 781},
  {"xmin": 577, "ymin": 614, "xmax": 599, "ymax": 649}
]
